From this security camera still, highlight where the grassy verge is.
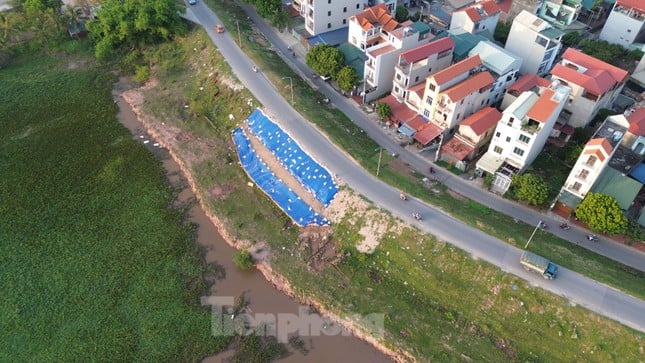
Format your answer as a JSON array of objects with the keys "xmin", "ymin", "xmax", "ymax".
[
  {"xmin": 140, "ymin": 28, "xmax": 645, "ymax": 361},
  {"xmin": 205, "ymin": 0, "xmax": 645, "ymax": 300},
  {"xmin": 0, "ymin": 51, "xmax": 229, "ymax": 360}
]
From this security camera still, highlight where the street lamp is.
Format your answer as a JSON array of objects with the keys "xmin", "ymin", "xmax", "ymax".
[
  {"xmin": 282, "ymin": 77, "xmax": 294, "ymax": 104},
  {"xmin": 524, "ymin": 220, "xmax": 543, "ymax": 249}
]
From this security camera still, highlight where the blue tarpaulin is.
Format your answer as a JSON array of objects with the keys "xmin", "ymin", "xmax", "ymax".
[
  {"xmin": 232, "ymin": 128, "xmax": 329, "ymax": 227},
  {"xmin": 246, "ymin": 109, "xmax": 338, "ymax": 206}
]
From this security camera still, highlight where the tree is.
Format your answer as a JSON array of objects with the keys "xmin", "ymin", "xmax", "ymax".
[
  {"xmin": 561, "ymin": 31, "xmax": 580, "ymax": 47},
  {"xmin": 493, "ymin": 21, "xmax": 511, "ymax": 45},
  {"xmin": 575, "ymin": 192, "xmax": 628, "ymax": 234},
  {"xmin": 510, "ymin": 173, "xmax": 549, "ymax": 206},
  {"xmin": 86, "ymin": 0, "xmax": 186, "ymax": 60},
  {"xmin": 335, "ymin": 66, "xmax": 360, "ymax": 93},
  {"xmin": 305, "ymin": 44, "xmax": 344, "ymax": 78},
  {"xmin": 375, "ymin": 102, "xmax": 392, "ymax": 121},
  {"xmin": 395, "ymin": 5, "xmax": 409, "ymax": 22},
  {"xmin": 233, "ymin": 250, "xmax": 255, "ymax": 270}
]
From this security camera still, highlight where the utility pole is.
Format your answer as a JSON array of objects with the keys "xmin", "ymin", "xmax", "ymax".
[
  {"xmin": 524, "ymin": 220, "xmax": 542, "ymax": 249},
  {"xmin": 282, "ymin": 77, "xmax": 294, "ymax": 104}
]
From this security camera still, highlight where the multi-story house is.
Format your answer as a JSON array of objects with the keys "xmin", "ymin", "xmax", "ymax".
[
  {"xmin": 421, "ymin": 55, "xmax": 483, "ymax": 122},
  {"xmin": 301, "ymin": 0, "xmax": 368, "ymax": 37},
  {"xmin": 449, "ymin": 0, "xmax": 501, "ymax": 36},
  {"xmin": 476, "ymin": 82, "xmax": 571, "ymax": 191},
  {"xmin": 505, "ymin": 10, "xmax": 563, "ymax": 76},
  {"xmin": 553, "ymin": 108, "xmax": 645, "ymax": 216},
  {"xmin": 550, "ymin": 48, "xmax": 629, "ymax": 128},
  {"xmin": 468, "ymin": 41, "xmax": 522, "ymax": 106},
  {"xmin": 391, "ymin": 37, "xmax": 455, "ymax": 102},
  {"xmin": 599, "ymin": 0, "xmax": 645, "ymax": 49},
  {"xmin": 440, "ymin": 106, "xmax": 502, "ymax": 171},
  {"xmin": 348, "ymin": 3, "xmax": 399, "ymax": 52},
  {"xmin": 362, "ymin": 21, "xmax": 432, "ymax": 102}
]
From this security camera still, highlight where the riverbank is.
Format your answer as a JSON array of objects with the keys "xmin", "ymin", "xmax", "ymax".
[{"xmin": 117, "ymin": 80, "xmax": 399, "ymax": 362}]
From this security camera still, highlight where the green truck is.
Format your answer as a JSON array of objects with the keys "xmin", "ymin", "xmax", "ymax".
[{"xmin": 520, "ymin": 251, "xmax": 558, "ymax": 280}]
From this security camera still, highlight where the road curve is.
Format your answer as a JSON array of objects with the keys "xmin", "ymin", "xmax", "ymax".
[{"xmin": 185, "ymin": 4, "xmax": 645, "ymax": 333}]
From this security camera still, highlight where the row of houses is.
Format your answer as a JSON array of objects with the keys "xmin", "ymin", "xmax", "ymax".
[{"xmin": 292, "ymin": 2, "xmax": 644, "ymax": 224}]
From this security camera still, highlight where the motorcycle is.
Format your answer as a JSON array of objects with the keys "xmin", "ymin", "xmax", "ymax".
[{"xmin": 559, "ymin": 223, "xmax": 570, "ymax": 230}]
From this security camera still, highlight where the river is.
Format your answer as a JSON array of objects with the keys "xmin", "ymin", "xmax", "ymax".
[{"xmin": 113, "ymin": 85, "xmax": 392, "ymax": 362}]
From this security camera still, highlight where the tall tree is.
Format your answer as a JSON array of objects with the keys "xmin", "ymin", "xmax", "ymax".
[
  {"xmin": 335, "ymin": 66, "xmax": 360, "ymax": 93},
  {"xmin": 87, "ymin": 0, "xmax": 186, "ymax": 60},
  {"xmin": 510, "ymin": 173, "xmax": 549, "ymax": 206},
  {"xmin": 305, "ymin": 44, "xmax": 344, "ymax": 78},
  {"xmin": 575, "ymin": 192, "xmax": 628, "ymax": 234}
]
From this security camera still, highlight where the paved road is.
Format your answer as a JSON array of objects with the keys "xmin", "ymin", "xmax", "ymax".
[{"xmin": 186, "ymin": 4, "xmax": 645, "ymax": 333}]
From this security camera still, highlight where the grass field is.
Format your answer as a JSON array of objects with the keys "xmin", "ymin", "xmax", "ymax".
[
  {"xmin": 139, "ymin": 28, "xmax": 645, "ymax": 362},
  {"xmin": 205, "ymin": 0, "xmax": 645, "ymax": 301},
  {"xmin": 0, "ymin": 51, "xmax": 229, "ymax": 361}
]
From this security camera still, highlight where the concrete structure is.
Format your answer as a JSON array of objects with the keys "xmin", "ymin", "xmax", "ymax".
[
  {"xmin": 348, "ymin": 3, "xmax": 399, "ymax": 51},
  {"xmin": 476, "ymin": 82, "xmax": 571, "ymax": 192},
  {"xmin": 505, "ymin": 11, "xmax": 563, "ymax": 76},
  {"xmin": 440, "ymin": 106, "xmax": 502, "ymax": 171},
  {"xmin": 362, "ymin": 20, "xmax": 432, "ymax": 102},
  {"xmin": 468, "ymin": 41, "xmax": 522, "ymax": 106},
  {"xmin": 599, "ymin": 0, "xmax": 645, "ymax": 49},
  {"xmin": 391, "ymin": 37, "xmax": 455, "ymax": 102},
  {"xmin": 449, "ymin": 0, "xmax": 501, "ymax": 36},
  {"xmin": 550, "ymin": 48, "xmax": 629, "ymax": 128},
  {"xmin": 300, "ymin": 0, "xmax": 367, "ymax": 36}
]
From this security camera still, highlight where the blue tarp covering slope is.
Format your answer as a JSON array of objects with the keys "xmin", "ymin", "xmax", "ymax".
[
  {"xmin": 232, "ymin": 128, "xmax": 329, "ymax": 227},
  {"xmin": 246, "ymin": 109, "xmax": 338, "ymax": 206}
]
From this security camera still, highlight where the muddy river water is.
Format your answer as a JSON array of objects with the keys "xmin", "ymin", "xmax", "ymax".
[{"xmin": 114, "ymin": 88, "xmax": 392, "ymax": 362}]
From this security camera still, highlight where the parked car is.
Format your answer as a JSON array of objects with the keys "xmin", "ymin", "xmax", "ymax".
[{"xmin": 215, "ymin": 24, "xmax": 225, "ymax": 33}]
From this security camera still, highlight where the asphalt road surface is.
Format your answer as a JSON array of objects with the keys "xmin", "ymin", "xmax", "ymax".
[{"xmin": 186, "ymin": 4, "xmax": 645, "ymax": 333}]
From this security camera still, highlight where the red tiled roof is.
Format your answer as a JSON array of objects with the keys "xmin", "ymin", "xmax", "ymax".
[
  {"xmin": 354, "ymin": 3, "xmax": 399, "ymax": 32},
  {"xmin": 585, "ymin": 137, "xmax": 613, "ymax": 160},
  {"xmin": 628, "ymin": 107, "xmax": 645, "ymax": 136},
  {"xmin": 441, "ymin": 136, "xmax": 474, "ymax": 161},
  {"xmin": 381, "ymin": 95, "xmax": 417, "ymax": 123},
  {"xmin": 414, "ymin": 123, "xmax": 443, "ymax": 145},
  {"xmin": 405, "ymin": 115, "xmax": 427, "ymax": 131},
  {"xmin": 509, "ymin": 73, "xmax": 550, "ymax": 93},
  {"xmin": 401, "ymin": 37, "xmax": 454, "ymax": 64},
  {"xmin": 460, "ymin": 106, "xmax": 502, "ymax": 136},
  {"xmin": 617, "ymin": 0, "xmax": 645, "ymax": 14},
  {"xmin": 551, "ymin": 64, "xmax": 614, "ymax": 96},
  {"xmin": 560, "ymin": 48, "xmax": 629, "ymax": 85},
  {"xmin": 431, "ymin": 55, "xmax": 482, "ymax": 86},
  {"xmin": 461, "ymin": 0, "xmax": 501, "ymax": 22},
  {"xmin": 526, "ymin": 88, "xmax": 559, "ymax": 123},
  {"xmin": 442, "ymin": 71, "xmax": 494, "ymax": 102}
]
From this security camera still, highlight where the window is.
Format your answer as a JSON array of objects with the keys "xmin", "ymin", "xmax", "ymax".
[
  {"xmin": 586, "ymin": 155, "xmax": 597, "ymax": 167},
  {"xmin": 578, "ymin": 169, "xmax": 589, "ymax": 180},
  {"xmin": 506, "ymin": 136, "xmax": 511, "ymax": 142},
  {"xmin": 327, "ymin": 23, "xmax": 331, "ymax": 28},
  {"xmin": 519, "ymin": 134, "xmax": 530, "ymax": 144},
  {"xmin": 343, "ymin": 6, "xmax": 347, "ymax": 12},
  {"xmin": 494, "ymin": 146, "xmax": 503, "ymax": 154},
  {"xmin": 425, "ymin": 96, "xmax": 433, "ymax": 104},
  {"xmin": 495, "ymin": 131, "xmax": 501, "ymax": 138},
  {"xmin": 535, "ymin": 36, "xmax": 548, "ymax": 47},
  {"xmin": 571, "ymin": 182, "xmax": 582, "ymax": 192},
  {"xmin": 513, "ymin": 147, "xmax": 524, "ymax": 156},
  {"xmin": 343, "ymin": 19, "xmax": 346, "ymax": 24},
  {"xmin": 328, "ymin": 10, "xmax": 331, "ymax": 16}
]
